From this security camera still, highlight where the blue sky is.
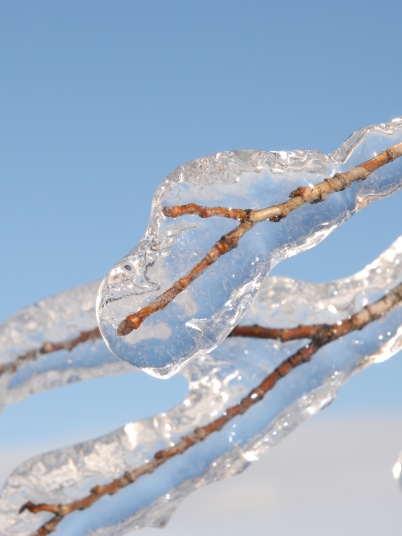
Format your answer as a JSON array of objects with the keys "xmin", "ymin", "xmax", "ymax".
[
  {"xmin": 1, "ymin": 1, "xmax": 402, "ymax": 310},
  {"xmin": 1, "ymin": 1, "xmax": 402, "ymax": 533}
]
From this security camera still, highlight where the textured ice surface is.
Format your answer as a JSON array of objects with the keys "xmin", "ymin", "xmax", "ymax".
[
  {"xmin": 97, "ymin": 118, "xmax": 402, "ymax": 377},
  {"xmin": 0, "ymin": 281, "xmax": 132, "ymax": 412},
  {"xmin": 1, "ymin": 237, "xmax": 402, "ymax": 535}
]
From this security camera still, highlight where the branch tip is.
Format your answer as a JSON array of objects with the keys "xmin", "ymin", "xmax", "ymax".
[{"xmin": 116, "ymin": 317, "xmax": 139, "ymax": 336}]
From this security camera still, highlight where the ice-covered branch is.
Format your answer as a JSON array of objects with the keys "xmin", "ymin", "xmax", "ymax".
[
  {"xmin": 164, "ymin": 140, "xmax": 402, "ymax": 220},
  {"xmin": 163, "ymin": 140, "xmax": 402, "ymax": 222},
  {"xmin": 2, "ymin": 118, "xmax": 402, "ymax": 536},
  {"xmin": 19, "ymin": 278, "xmax": 402, "ymax": 535},
  {"xmin": 97, "ymin": 118, "xmax": 402, "ymax": 377},
  {"xmin": 116, "ymin": 141, "xmax": 402, "ymax": 338},
  {"xmin": 1, "ymin": 235, "xmax": 402, "ymax": 535},
  {"xmin": 0, "ymin": 281, "xmax": 131, "ymax": 410},
  {"xmin": 2, "ymin": 120, "xmax": 401, "ymax": 383},
  {"xmin": 0, "ymin": 328, "xmax": 101, "ymax": 378}
]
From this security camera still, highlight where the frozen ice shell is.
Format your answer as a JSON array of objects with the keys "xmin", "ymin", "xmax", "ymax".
[
  {"xmin": 97, "ymin": 118, "xmax": 402, "ymax": 377},
  {"xmin": 0, "ymin": 281, "xmax": 132, "ymax": 411},
  {"xmin": 1, "ymin": 236, "xmax": 402, "ymax": 535}
]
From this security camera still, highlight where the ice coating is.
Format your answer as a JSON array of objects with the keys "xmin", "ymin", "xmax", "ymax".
[
  {"xmin": 1, "ymin": 236, "xmax": 402, "ymax": 535},
  {"xmin": 0, "ymin": 281, "xmax": 133, "ymax": 411},
  {"xmin": 97, "ymin": 118, "xmax": 402, "ymax": 377}
]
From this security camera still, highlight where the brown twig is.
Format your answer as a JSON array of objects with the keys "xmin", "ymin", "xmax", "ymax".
[
  {"xmin": 22, "ymin": 280, "xmax": 402, "ymax": 535},
  {"xmin": 117, "ymin": 219, "xmax": 254, "ymax": 335},
  {"xmin": 162, "ymin": 203, "xmax": 251, "ymax": 221},
  {"xmin": 117, "ymin": 141, "xmax": 402, "ymax": 336},
  {"xmin": 0, "ymin": 328, "xmax": 101, "ymax": 378},
  {"xmin": 229, "ymin": 324, "xmax": 319, "ymax": 341}
]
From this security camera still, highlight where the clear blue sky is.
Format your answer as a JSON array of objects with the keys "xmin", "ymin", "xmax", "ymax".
[{"xmin": 1, "ymin": 1, "xmax": 402, "ymax": 533}]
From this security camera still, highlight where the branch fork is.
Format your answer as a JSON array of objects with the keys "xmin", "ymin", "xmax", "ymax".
[
  {"xmin": 21, "ymin": 280, "xmax": 402, "ymax": 535},
  {"xmin": 9, "ymin": 138, "xmax": 402, "ymax": 534},
  {"xmin": 117, "ymin": 141, "xmax": 402, "ymax": 336}
]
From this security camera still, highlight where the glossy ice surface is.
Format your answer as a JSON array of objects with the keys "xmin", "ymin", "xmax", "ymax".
[
  {"xmin": 1, "ymin": 119, "xmax": 402, "ymax": 535},
  {"xmin": 97, "ymin": 119, "xmax": 402, "ymax": 377},
  {"xmin": 1, "ymin": 236, "xmax": 402, "ymax": 535},
  {"xmin": 0, "ymin": 281, "xmax": 132, "ymax": 411}
]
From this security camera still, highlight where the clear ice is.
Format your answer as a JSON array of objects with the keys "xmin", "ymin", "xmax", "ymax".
[
  {"xmin": 1, "ymin": 237, "xmax": 402, "ymax": 535},
  {"xmin": 0, "ymin": 281, "xmax": 132, "ymax": 411},
  {"xmin": 1, "ymin": 118, "xmax": 402, "ymax": 535},
  {"xmin": 97, "ymin": 118, "xmax": 402, "ymax": 377}
]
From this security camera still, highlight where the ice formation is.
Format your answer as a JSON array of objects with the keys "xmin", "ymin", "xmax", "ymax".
[
  {"xmin": 0, "ymin": 281, "xmax": 133, "ymax": 411},
  {"xmin": 1, "ymin": 118, "xmax": 402, "ymax": 535},
  {"xmin": 1, "ymin": 236, "xmax": 402, "ymax": 535},
  {"xmin": 97, "ymin": 118, "xmax": 402, "ymax": 377}
]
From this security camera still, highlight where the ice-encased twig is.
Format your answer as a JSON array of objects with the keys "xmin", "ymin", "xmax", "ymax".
[
  {"xmin": 19, "ymin": 280, "xmax": 402, "ymax": 534},
  {"xmin": 0, "ymin": 281, "xmax": 133, "ymax": 412},
  {"xmin": 116, "ymin": 140, "xmax": 402, "ymax": 338},
  {"xmin": 4, "ymin": 119, "xmax": 398, "ymax": 402},
  {"xmin": 97, "ymin": 117, "xmax": 402, "ymax": 377},
  {"xmin": 1, "ymin": 236, "xmax": 402, "ymax": 535}
]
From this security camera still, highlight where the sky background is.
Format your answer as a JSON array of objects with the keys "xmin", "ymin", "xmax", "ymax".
[{"xmin": 1, "ymin": 1, "xmax": 402, "ymax": 534}]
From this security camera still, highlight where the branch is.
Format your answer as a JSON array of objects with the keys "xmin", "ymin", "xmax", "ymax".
[
  {"xmin": 229, "ymin": 324, "xmax": 319, "ymax": 341},
  {"xmin": 162, "ymin": 202, "xmax": 250, "ymax": 221},
  {"xmin": 117, "ymin": 219, "xmax": 254, "ymax": 335},
  {"xmin": 21, "ymin": 280, "xmax": 402, "ymax": 535},
  {"xmin": 117, "ymin": 141, "xmax": 402, "ymax": 336},
  {"xmin": 0, "ymin": 322, "xmax": 310, "ymax": 379},
  {"xmin": 0, "ymin": 328, "xmax": 101, "ymax": 378}
]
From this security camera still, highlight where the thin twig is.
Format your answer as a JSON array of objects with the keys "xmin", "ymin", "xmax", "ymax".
[
  {"xmin": 229, "ymin": 324, "xmax": 319, "ymax": 341},
  {"xmin": 162, "ymin": 202, "xmax": 250, "ymax": 221},
  {"xmin": 117, "ymin": 219, "xmax": 254, "ymax": 335},
  {"xmin": 0, "ymin": 322, "xmax": 323, "ymax": 381},
  {"xmin": 118, "ymin": 141, "xmax": 402, "ymax": 336},
  {"xmin": 22, "ymin": 280, "xmax": 402, "ymax": 535},
  {"xmin": 0, "ymin": 328, "xmax": 101, "ymax": 378}
]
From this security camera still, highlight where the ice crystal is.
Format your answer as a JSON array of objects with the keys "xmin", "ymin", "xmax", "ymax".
[
  {"xmin": 97, "ymin": 118, "xmax": 402, "ymax": 377},
  {"xmin": 1, "ymin": 236, "xmax": 402, "ymax": 535}
]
